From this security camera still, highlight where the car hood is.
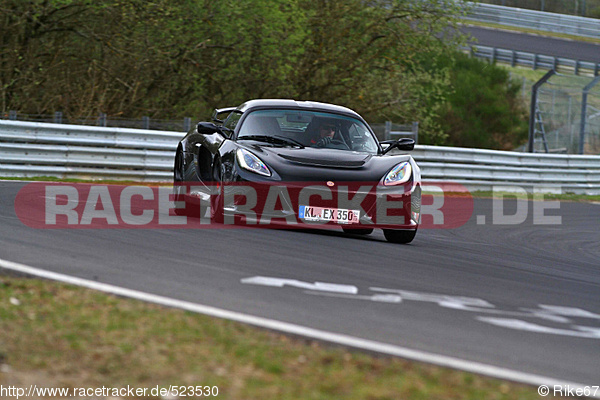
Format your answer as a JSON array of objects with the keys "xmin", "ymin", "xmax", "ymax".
[
  {"xmin": 272, "ymin": 147, "xmax": 371, "ymax": 168},
  {"xmin": 239, "ymin": 143, "xmax": 413, "ymax": 182}
]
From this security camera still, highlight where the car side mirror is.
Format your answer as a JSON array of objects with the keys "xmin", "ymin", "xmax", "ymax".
[
  {"xmin": 197, "ymin": 122, "xmax": 220, "ymax": 135},
  {"xmin": 381, "ymin": 138, "xmax": 415, "ymax": 154},
  {"xmin": 397, "ymin": 138, "xmax": 415, "ymax": 151}
]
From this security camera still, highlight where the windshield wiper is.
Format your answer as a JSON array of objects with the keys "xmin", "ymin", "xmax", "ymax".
[{"xmin": 238, "ymin": 135, "xmax": 304, "ymax": 148}]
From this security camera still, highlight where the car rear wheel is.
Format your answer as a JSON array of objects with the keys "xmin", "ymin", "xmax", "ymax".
[
  {"xmin": 383, "ymin": 228, "xmax": 417, "ymax": 244},
  {"xmin": 210, "ymin": 159, "xmax": 224, "ymax": 224},
  {"xmin": 173, "ymin": 149, "xmax": 188, "ymax": 216},
  {"xmin": 342, "ymin": 227, "xmax": 374, "ymax": 235}
]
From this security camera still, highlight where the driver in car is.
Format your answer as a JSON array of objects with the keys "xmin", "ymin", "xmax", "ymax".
[{"xmin": 312, "ymin": 123, "xmax": 336, "ymax": 147}]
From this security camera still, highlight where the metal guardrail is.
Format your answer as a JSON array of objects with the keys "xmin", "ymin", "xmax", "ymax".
[
  {"xmin": 0, "ymin": 120, "xmax": 182, "ymax": 149},
  {"xmin": 411, "ymin": 145, "xmax": 600, "ymax": 194},
  {"xmin": 1, "ymin": 120, "xmax": 599, "ymax": 194},
  {"xmin": 463, "ymin": 45, "xmax": 600, "ymax": 76},
  {"xmin": 0, "ymin": 143, "xmax": 172, "ymax": 170},
  {"xmin": 2, "ymin": 111, "xmax": 194, "ymax": 132},
  {"xmin": 464, "ymin": 2, "xmax": 600, "ymax": 39},
  {"xmin": 0, "ymin": 120, "xmax": 177, "ymax": 181}
]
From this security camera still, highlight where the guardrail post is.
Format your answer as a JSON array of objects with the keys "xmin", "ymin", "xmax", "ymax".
[
  {"xmin": 9, "ymin": 110, "xmax": 17, "ymax": 120},
  {"xmin": 412, "ymin": 121, "xmax": 419, "ymax": 144},
  {"xmin": 533, "ymin": 54, "xmax": 538, "ymax": 70},
  {"xmin": 553, "ymin": 57, "xmax": 558, "ymax": 71},
  {"xmin": 595, "ymin": 63, "xmax": 599, "ymax": 77},
  {"xmin": 511, "ymin": 50, "xmax": 516, "ymax": 67},
  {"xmin": 575, "ymin": 60, "xmax": 580, "ymax": 75},
  {"xmin": 54, "ymin": 111, "xmax": 63, "ymax": 124},
  {"xmin": 385, "ymin": 121, "xmax": 391, "ymax": 141},
  {"xmin": 579, "ymin": 75, "xmax": 600, "ymax": 154},
  {"xmin": 184, "ymin": 117, "xmax": 191, "ymax": 132},
  {"xmin": 98, "ymin": 113, "xmax": 107, "ymax": 127},
  {"xmin": 142, "ymin": 116, "xmax": 150, "ymax": 130},
  {"xmin": 528, "ymin": 69, "xmax": 556, "ymax": 152}
]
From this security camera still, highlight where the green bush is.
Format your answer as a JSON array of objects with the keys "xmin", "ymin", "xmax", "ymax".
[
  {"xmin": 433, "ymin": 53, "xmax": 529, "ymax": 150},
  {"xmin": 588, "ymin": 6, "xmax": 600, "ymax": 18}
]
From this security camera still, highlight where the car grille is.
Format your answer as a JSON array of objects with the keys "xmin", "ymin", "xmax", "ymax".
[{"xmin": 278, "ymin": 154, "xmax": 366, "ymax": 168}]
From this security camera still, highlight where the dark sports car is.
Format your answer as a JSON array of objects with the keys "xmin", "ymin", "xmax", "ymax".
[{"xmin": 174, "ymin": 99, "xmax": 421, "ymax": 243}]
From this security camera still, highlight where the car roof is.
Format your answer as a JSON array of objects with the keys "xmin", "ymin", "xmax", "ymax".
[{"xmin": 235, "ymin": 99, "xmax": 361, "ymax": 118}]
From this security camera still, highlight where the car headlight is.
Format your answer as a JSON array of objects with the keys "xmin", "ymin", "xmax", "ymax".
[
  {"xmin": 236, "ymin": 148, "xmax": 271, "ymax": 176},
  {"xmin": 383, "ymin": 161, "xmax": 412, "ymax": 186}
]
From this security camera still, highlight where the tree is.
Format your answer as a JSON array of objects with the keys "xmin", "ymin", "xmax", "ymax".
[
  {"xmin": 0, "ymin": 0, "xmax": 470, "ymax": 134},
  {"xmin": 293, "ymin": 0, "xmax": 468, "ymax": 143},
  {"xmin": 434, "ymin": 52, "xmax": 529, "ymax": 149}
]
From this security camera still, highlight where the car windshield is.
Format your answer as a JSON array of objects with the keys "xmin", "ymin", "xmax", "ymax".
[{"xmin": 237, "ymin": 109, "xmax": 380, "ymax": 154}]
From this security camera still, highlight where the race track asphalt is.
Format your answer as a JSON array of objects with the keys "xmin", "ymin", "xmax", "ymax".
[
  {"xmin": 463, "ymin": 25, "xmax": 600, "ymax": 63},
  {"xmin": 1, "ymin": 181, "xmax": 599, "ymax": 385}
]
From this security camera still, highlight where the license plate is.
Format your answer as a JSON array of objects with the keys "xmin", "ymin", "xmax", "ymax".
[{"xmin": 299, "ymin": 205, "xmax": 360, "ymax": 224}]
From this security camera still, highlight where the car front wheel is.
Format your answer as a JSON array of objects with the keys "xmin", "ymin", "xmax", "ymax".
[
  {"xmin": 383, "ymin": 228, "xmax": 417, "ymax": 244},
  {"xmin": 342, "ymin": 227, "xmax": 374, "ymax": 235}
]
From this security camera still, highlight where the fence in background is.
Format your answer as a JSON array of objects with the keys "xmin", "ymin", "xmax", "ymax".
[
  {"xmin": 464, "ymin": 2, "xmax": 600, "ymax": 38},
  {"xmin": 1, "ymin": 120, "xmax": 599, "ymax": 194},
  {"xmin": 525, "ymin": 72, "xmax": 600, "ymax": 154},
  {"xmin": 1, "ymin": 111, "xmax": 194, "ymax": 133},
  {"xmin": 370, "ymin": 122, "xmax": 419, "ymax": 143}
]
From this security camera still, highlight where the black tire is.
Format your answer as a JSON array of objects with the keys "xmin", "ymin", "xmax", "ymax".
[
  {"xmin": 174, "ymin": 149, "xmax": 184, "ymax": 183},
  {"xmin": 342, "ymin": 227, "xmax": 374, "ymax": 235},
  {"xmin": 210, "ymin": 159, "xmax": 224, "ymax": 224},
  {"xmin": 383, "ymin": 228, "xmax": 417, "ymax": 244},
  {"xmin": 173, "ymin": 149, "xmax": 188, "ymax": 216}
]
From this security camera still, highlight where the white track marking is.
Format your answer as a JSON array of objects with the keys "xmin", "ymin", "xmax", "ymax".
[
  {"xmin": 0, "ymin": 257, "xmax": 598, "ymax": 396},
  {"xmin": 241, "ymin": 276, "xmax": 358, "ymax": 294},
  {"xmin": 478, "ymin": 318, "xmax": 600, "ymax": 339}
]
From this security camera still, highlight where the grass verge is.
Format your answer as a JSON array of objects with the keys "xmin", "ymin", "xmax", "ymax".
[{"xmin": 0, "ymin": 275, "xmax": 566, "ymax": 400}]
